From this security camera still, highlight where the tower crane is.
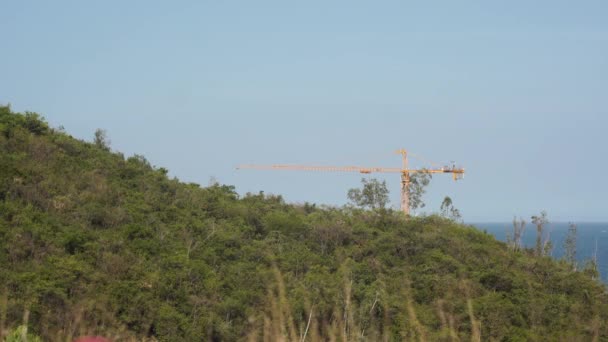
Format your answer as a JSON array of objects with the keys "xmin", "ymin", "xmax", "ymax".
[{"xmin": 237, "ymin": 149, "xmax": 464, "ymax": 215}]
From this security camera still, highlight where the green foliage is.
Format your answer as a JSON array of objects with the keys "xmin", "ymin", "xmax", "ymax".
[
  {"xmin": 582, "ymin": 259, "xmax": 600, "ymax": 280},
  {"xmin": 564, "ymin": 222, "xmax": 578, "ymax": 270},
  {"xmin": 93, "ymin": 128, "xmax": 110, "ymax": 150},
  {"xmin": 508, "ymin": 216, "xmax": 526, "ymax": 252},
  {"xmin": 4, "ymin": 325, "xmax": 42, "ymax": 342},
  {"xmin": 532, "ymin": 210, "xmax": 550, "ymax": 257},
  {"xmin": 440, "ymin": 196, "xmax": 461, "ymax": 222},
  {"xmin": 408, "ymin": 171, "xmax": 431, "ymax": 212},
  {"xmin": 0, "ymin": 107, "xmax": 607, "ymax": 341},
  {"xmin": 347, "ymin": 177, "xmax": 389, "ymax": 210}
]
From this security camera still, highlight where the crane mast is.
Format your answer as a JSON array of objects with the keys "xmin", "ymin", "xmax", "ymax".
[{"xmin": 238, "ymin": 149, "xmax": 464, "ymax": 215}]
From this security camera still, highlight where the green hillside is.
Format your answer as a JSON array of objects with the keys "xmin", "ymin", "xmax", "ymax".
[{"xmin": 1, "ymin": 106, "xmax": 607, "ymax": 341}]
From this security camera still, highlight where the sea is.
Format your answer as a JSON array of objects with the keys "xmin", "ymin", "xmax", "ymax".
[{"xmin": 472, "ymin": 222, "xmax": 608, "ymax": 283}]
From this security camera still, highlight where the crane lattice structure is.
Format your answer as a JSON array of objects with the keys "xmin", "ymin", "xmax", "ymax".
[{"xmin": 238, "ymin": 149, "xmax": 464, "ymax": 215}]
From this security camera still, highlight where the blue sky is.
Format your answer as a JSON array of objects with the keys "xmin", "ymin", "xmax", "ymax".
[{"xmin": 2, "ymin": 1, "xmax": 607, "ymax": 221}]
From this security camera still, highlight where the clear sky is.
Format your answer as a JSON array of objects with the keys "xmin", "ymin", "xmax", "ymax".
[{"xmin": 2, "ymin": 1, "xmax": 607, "ymax": 222}]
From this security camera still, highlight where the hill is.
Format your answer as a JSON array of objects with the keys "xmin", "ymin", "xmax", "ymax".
[{"xmin": 1, "ymin": 106, "xmax": 607, "ymax": 341}]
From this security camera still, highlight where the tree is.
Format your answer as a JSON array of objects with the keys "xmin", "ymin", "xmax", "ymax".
[
  {"xmin": 94, "ymin": 128, "xmax": 110, "ymax": 150},
  {"xmin": 440, "ymin": 196, "xmax": 461, "ymax": 222},
  {"xmin": 4, "ymin": 325, "xmax": 42, "ymax": 342},
  {"xmin": 347, "ymin": 178, "xmax": 389, "ymax": 210},
  {"xmin": 508, "ymin": 217, "xmax": 526, "ymax": 251},
  {"xmin": 407, "ymin": 172, "xmax": 432, "ymax": 212},
  {"xmin": 563, "ymin": 223, "xmax": 577, "ymax": 271},
  {"xmin": 531, "ymin": 211, "xmax": 550, "ymax": 257},
  {"xmin": 23, "ymin": 112, "xmax": 48, "ymax": 135},
  {"xmin": 583, "ymin": 239, "xmax": 600, "ymax": 280}
]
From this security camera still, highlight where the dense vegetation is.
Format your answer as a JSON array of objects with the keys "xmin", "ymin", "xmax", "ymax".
[{"xmin": 1, "ymin": 106, "xmax": 607, "ymax": 341}]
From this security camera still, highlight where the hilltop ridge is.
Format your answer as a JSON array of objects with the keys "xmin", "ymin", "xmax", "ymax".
[{"xmin": 0, "ymin": 106, "xmax": 607, "ymax": 341}]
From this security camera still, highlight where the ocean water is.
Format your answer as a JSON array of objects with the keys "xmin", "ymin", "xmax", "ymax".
[{"xmin": 472, "ymin": 222, "xmax": 608, "ymax": 283}]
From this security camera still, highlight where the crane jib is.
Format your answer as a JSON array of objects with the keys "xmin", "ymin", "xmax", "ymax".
[{"xmin": 237, "ymin": 149, "xmax": 465, "ymax": 215}]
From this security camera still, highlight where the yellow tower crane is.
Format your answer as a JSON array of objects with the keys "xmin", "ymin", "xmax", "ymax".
[{"xmin": 237, "ymin": 149, "xmax": 464, "ymax": 215}]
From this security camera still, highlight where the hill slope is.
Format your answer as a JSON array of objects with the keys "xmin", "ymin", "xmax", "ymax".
[{"xmin": 1, "ymin": 106, "xmax": 607, "ymax": 341}]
